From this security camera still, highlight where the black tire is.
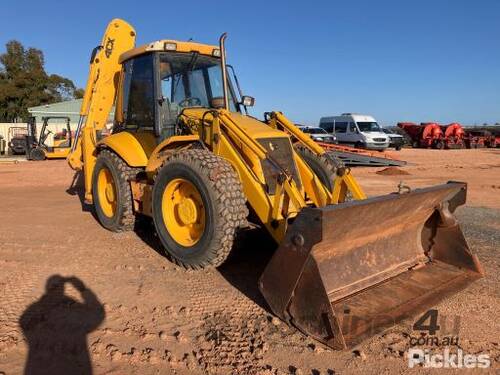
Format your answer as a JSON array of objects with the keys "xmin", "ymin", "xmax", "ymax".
[
  {"xmin": 92, "ymin": 149, "xmax": 139, "ymax": 232},
  {"xmin": 30, "ymin": 147, "xmax": 46, "ymax": 161},
  {"xmin": 294, "ymin": 146, "xmax": 344, "ymax": 191},
  {"xmin": 152, "ymin": 149, "xmax": 248, "ymax": 269},
  {"xmin": 412, "ymin": 141, "xmax": 419, "ymax": 148},
  {"xmin": 395, "ymin": 145, "xmax": 402, "ymax": 151},
  {"xmin": 434, "ymin": 140, "xmax": 445, "ymax": 150}
]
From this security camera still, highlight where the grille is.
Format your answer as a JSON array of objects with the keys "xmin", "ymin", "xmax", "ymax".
[
  {"xmin": 10, "ymin": 138, "xmax": 27, "ymax": 150},
  {"xmin": 258, "ymin": 137, "xmax": 301, "ymax": 194},
  {"xmin": 373, "ymin": 138, "xmax": 386, "ymax": 142}
]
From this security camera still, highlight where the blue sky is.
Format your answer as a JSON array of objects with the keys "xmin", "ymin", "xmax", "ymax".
[{"xmin": 1, "ymin": 0, "xmax": 499, "ymax": 126}]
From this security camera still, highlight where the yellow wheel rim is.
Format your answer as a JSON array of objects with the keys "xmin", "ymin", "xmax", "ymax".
[
  {"xmin": 162, "ymin": 178, "xmax": 206, "ymax": 247},
  {"xmin": 97, "ymin": 167, "xmax": 117, "ymax": 218}
]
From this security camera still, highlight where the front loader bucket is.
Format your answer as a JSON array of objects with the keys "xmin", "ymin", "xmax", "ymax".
[{"xmin": 259, "ymin": 182, "xmax": 483, "ymax": 350}]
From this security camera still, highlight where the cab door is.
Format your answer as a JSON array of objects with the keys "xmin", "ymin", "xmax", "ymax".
[{"xmin": 117, "ymin": 53, "xmax": 158, "ymax": 135}]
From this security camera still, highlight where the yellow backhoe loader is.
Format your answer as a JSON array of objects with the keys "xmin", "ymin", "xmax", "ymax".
[{"xmin": 68, "ymin": 19, "xmax": 483, "ymax": 350}]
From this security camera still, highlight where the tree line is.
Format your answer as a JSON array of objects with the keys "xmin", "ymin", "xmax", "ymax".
[{"xmin": 0, "ymin": 40, "xmax": 84, "ymax": 122}]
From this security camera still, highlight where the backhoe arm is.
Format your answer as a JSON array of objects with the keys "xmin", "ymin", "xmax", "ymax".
[{"xmin": 67, "ymin": 19, "xmax": 136, "ymax": 202}]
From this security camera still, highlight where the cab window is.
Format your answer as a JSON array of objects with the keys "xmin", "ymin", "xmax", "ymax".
[
  {"xmin": 159, "ymin": 52, "xmax": 238, "ymax": 113},
  {"xmin": 121, "ymin": 54, "xmax": 155, "ymax": 130},
  {"xmin": 320, "ymin": 122, "xmax": 334, "ymax": 133},
  {"xmin": 334, "ymin": 122, "xmax": 347, "ymax": 133}
]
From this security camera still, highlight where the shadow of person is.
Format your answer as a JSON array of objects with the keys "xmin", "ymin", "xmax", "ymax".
[{"xmin": 19, "ymin": 275, "xmax": 105, "ymax": 375}]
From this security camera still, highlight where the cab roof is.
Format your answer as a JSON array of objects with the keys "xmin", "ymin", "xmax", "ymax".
[{"xmin": 119, "ymin": 40, "xmax": 220, "ymax": 63}]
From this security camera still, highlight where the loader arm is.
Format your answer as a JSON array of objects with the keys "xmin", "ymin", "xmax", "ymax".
[
  {"xmin": 179, "ymin": 109, "xmax": 309, "ymax": 242},
  {"xmin": 266, "ymin": 111, "xmax": 366, "ymax": 201},
  {"xmin": 178, "ymin": 106, "xmax": 363, "ymax": 242},
  {"xmin": 67, "ymin": 19, "xmax": 136, "ymax": 202}
]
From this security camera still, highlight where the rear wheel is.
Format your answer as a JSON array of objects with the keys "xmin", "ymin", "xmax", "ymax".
[
  {"xmin": 92, "ymin": 149, "xmax": 138, "ymax": 232},
  {"xmin": 152, "ymin": 149, "xmax": 248, "ymax": 269}
]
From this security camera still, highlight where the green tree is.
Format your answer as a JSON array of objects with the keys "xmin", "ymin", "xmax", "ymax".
[
  {"xmin": 74, "ymin": 88, "xmax": 85, "ymax": 99},
  {"xmin": 0, "ymin": 40, "xmax": 83, "ymax": 122}
]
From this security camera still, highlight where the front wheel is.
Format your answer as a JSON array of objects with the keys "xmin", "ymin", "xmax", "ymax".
[
  {"xmin": 294, "ymin": 146, "xmax": 351, "ymax": 202},
  {"xmin": 294, "ymin": 146, "xmax": 343, "ymax": 190},
  {"xmin": 29, "ymin": 147, "xmax": 46, "ymax": 161},
  {"xmin": 152, "ymin": 149, "xmax": 248, "ymax": 269}
]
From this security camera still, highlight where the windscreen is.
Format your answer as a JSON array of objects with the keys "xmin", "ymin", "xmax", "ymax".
[
  {"xmin": 303, "ymin": 128, "xmax": 327, "ymax": 135},
  {"xmin": 159, "ymin": 52, "xmax": 238, "ymax": 112},
  {"xmin": 357, "ymin": 122, "xmax": 381, "ymax": 132}
]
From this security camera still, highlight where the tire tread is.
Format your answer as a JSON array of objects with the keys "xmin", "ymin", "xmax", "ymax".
[
  {"xmin": 157, "ymin": 149, "xmax": 248, "ymax": 269},
  {"xmin": 96, "ymin": 149, "xmax": 140, "ymax": 232}
]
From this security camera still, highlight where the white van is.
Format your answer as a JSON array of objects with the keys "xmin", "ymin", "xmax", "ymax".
[{"xmin": 319, "ymin": 113, "xmax": 389, "ymax": 150}]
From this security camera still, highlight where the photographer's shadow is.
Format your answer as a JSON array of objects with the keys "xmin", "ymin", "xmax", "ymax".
[{"xmin": 19, "ymin": 275, "xmax": 105, "ymax": 375}]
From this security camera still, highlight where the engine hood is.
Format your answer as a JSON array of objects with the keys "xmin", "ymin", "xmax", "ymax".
[{"xmin": 182, "ymin": 108, "xmax": 289, "ymax": 140}]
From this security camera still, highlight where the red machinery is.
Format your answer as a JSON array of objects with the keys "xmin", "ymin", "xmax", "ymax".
[
  {"xmin": 398, "ymin": 122, "xmax": 444, "ymax": 149},
  {"xmin": 464, "ymin": 130, "xmax": 497, "ymax": 149},
  {"xmin": 441, "ymin": 123, "xmax": 465, "ymax": 149}
]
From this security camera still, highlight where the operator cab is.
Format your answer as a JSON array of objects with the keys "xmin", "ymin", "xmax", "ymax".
[{"xmin": 115, "ymin": 40, "xmax": 252, "ymax": 140}]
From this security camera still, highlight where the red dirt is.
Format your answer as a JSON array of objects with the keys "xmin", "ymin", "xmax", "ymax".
[
  {"xmin": 355, "ymin": 148, "xmax": 500, "ymax": 209},
  {"xmin": 375, "ymin": 167, "xmax": 410, "ymax": 176},
  {"xmin": 0, "ymin": 148, "xmax": 498, "ymax": 374}
]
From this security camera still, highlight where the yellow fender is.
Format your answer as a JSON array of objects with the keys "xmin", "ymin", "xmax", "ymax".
[
  {"xmin": 146, "ymin": 135, "xmax": 201, "ymax": 172},
  {"xmin": 98, "ymin": 132, "xmax": 156, "ymax": 167}
]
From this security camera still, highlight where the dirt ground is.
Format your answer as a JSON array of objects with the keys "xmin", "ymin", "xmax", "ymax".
[{"xmin": 0, "ymin": 148, "xmax": 498, "ymax": 374}]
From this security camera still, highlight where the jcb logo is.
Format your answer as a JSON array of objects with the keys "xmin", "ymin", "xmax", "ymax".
[{"xmin": 104, "ymin": 38, "xmax": 115, "ymax": 58}]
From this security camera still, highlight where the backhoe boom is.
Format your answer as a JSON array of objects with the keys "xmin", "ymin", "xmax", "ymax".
[{"xmin": 68, "ymin": 19, "xmax": 135, "ymax": 202}]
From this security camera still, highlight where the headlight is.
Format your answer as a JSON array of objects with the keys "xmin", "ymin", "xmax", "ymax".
[{"xmin": 164, "ymin": 42, "xmax": 177, "ymax": 51}]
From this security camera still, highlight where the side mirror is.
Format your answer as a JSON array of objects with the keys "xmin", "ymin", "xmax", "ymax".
[{"xmin": 240, "ymin": 95, "xmax": 255, "ymax": 107}]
